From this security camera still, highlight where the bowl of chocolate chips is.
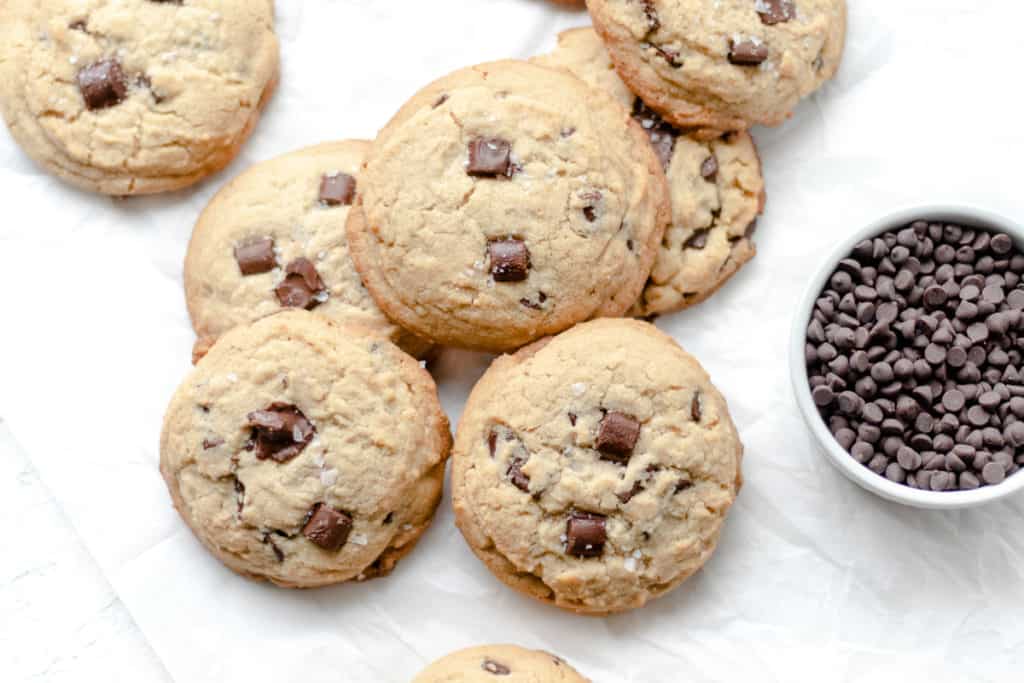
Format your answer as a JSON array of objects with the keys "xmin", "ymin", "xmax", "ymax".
[{"xmin": 791, "ymin": 206, "xmax": 1024, "ymax": 508}]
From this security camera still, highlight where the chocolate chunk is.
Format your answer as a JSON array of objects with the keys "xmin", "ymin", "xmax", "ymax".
[
  {"xmin": 565, "ymin": 511, "xmax": 606, "ymax": 558},
  {"xmin": 319, "ymin": 172, "xmax": 356, "ymax": 206},
  {"xmin": 756, "ymin": 0, "xmax": 796, "ymax": 25},
  {"xmin": 234, "ymin": 237, "xmax": 277, "ymax": 275},
  {"xmin": 301, "ymin": 503, "xmax": 353, "ymax": 551},
  {"xmin": 596, "ymin": 411, "xmax": 640, "ymax": 462},
  {"xmin": 77, "ymin": 59, "xmax": 127, "ymax": 110},
  {"xmin": 631, "ymin": 98, "xmax": 678, "ymax": 169},
  {"xmin": 487, "ymin": 430, "xmax": 498, "ymax": 457},
  {"xmin": 507, "ymin": 458, "xmax": 530, "ymax": 492},
  {"xmin": 686, "ymin": 229, "xmax": 710, "ymax": 250},
  {"xmin": 246, "ymin": 403, "xmax": 315, "ymax": 463},
  {"xmin": 275, "ymin": 258, "xmax": 326, "ymax": 309},
  {"xmin": 700, "ymin": 155, "xmax": 719, "ymax": 181},
  {"xmin": 467, "ymin": 138, "xmax": 512, "ymax": 177},
  {"xmin": 202, "ymin": 436, "xmax": 224, "ymax": 450},
  {"xmin": 641, "ymin": 0, "xmax": 660, "ymax": 31},
  {"xmin": 432, "ymin": 94, "xmax": 449, "ymax": 109},
  {"xmin": 482, "ymin": 660, "xmax": 511, "ymax": 676},
  {"xmin": 488, "ymin": 238, "xmax": 531, "ymax": 282},
  {"xmin": 728, "ymin": 39, "xmax": 769, "ymax": 66}
]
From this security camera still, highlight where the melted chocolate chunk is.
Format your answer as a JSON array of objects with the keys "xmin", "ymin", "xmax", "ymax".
[
  {"xmin": 77, "ymin": 59, "xmax": 128, "ymax": 110},
  {"xmin": 301, "ymin": 503, "xmax": 353, "ymax": 551},
  {"xmin": 565, "ymin": 511, "xmax": 607, "ymax": 558},
  {"xmin": 652, "ymin": 43, "xmax": 683, "ymax": 67},
  {"xmin": 234, "ymin": 236, "xmax": 277, "ymax": 275},
  {"xmin": 701, "ymin": 155, "xmax": 719, "ymax": 181},
  {"xmin": 246, "ymin": 403, "xmax": 315, "ymax": 463},
  {"xmin": 757, "ymin": 0, "xmax": 796, "ymax": 25},
  {"xmin": 275, "ymin": 258, "xmax": 326, "ymax": 309},
  {"xmin": 319, "ymin": 172, "xmax": 356, "ymax": 206},
  {"xmin": 487, "ymin": 430, "xmax": 498, "ymax": 457},
  {"xmin": 686, "ymin": 229, "xmax": 711, "ymax": 250},
  {"xmin": 597, "ymin": 411, "xmax": 641, "ymax": 463},
  {"xmin": 631, "ymin": 98, "xmax": 679, "ymax": 169},
  {"xmin": 467, "ymin": 138, "xmax": 512, "ymax": 177},
  {"xmin": 641, "ymin": 0, "xmax": 660, "ymax": 31},
  {"xmin": 507, "ymin": 458, "xmax": 530, "ymax": 492},
  {"xmin": 482, "ymin": 659, "xmax": 511, "ymax": 676},
  {"xmin": 729, "ymin": 39, "xmax": 770, "ymax": 66},
  {"xmin": 488, "ymin": 238, "xmax": 531, "ymax": 282},
  {"xmin": 675, "ymin": 479, "xmax": 694, "ymax": 493}
]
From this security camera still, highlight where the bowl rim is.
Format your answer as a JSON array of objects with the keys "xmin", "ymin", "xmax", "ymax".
[{"xmin": 789, "ymin": 204, "xmax": 1024, "ymax": 509}]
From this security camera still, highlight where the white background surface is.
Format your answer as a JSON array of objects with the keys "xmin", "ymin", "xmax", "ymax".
[{"xmin": 2, "ymin": 1, "xmax": 1024, "ymax": 681}]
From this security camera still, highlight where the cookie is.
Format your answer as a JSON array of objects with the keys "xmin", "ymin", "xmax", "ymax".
[
  {"xmin": 0, "ymin": 0, "xmax": 279, "ymax": 195},
  {"xmin": 413, "ymin": 645, "xmax": 589, "ymax": 683},
  {"xmin": 159, "ymin": 311, "xmax": 451, "ymax": 588},
  {"xmin": 346, "ymin": 60, "xmax": 670, "ymax": 353},
  {"xmin": 535, "ymin": 28, "xmax": 766, "ymax": 317},
  {"xmin": 185, "ymin": 140, "xmax": 433, "ymax": 359},
  {"xmin": 586, "ymin": 0, "xmax": 847, "ymax": 132},
  {"xmin": 452, "ymin": 318, "xmax": 743, "ymax": 615}
]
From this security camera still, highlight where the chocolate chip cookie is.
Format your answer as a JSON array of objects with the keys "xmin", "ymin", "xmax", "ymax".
[
  {"xmin": 185, "ymin": 140, "xmax": 432, "ymax": 359},
  {"xmin": 160, "ymin": 311, "xmax": 451, "ymax": 588},
  {"xmin": 586, "ymin": 0, "xmax": 846, "ymax": 133},
  {"xmin": 0, "ymin": 0, "xmax": 279, "ymax": 195},
  {"xmin": 452, "ymin": 318, "xmax": 743, "ymax": 614},
  {"xmin": 536, "ymin": 28, "xmax": 766, "ymax": 317},
  {"xmin": 413, "ymin": 645, "xmax": 589, "ymax": 683},
  {"xmin": 346, "ymin": 60, "xmax": 670, "ymax": 353}
]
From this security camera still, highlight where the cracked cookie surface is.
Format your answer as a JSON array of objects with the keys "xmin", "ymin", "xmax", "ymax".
[
  {"xmin": 536, "ymin": 28, "xmax": 766, "ymax": 317},
  {"xmin": 452, "ymin": 318, "xmax": 743, "ymax": 614},
  {"xmin": 0, "ymin": 0, "xmax": 279, "ymax": 195},
  {"xmin": 185, "ymin": 140, "xmax": 433, "ymax": 359},
  {"xmin": 413, "ymin": 645, "xmax": 589, "ymax": 683},
  {"xmin": 159, "ymin": 310, "xmax": 451, "ymax": 588},
  {"xmin": 586, "ymin": 0, "xmax": 846, "ymax": 132},
  {"xmin": 346, "ymin": 60, "xmax": 670, "ymax": 353}
]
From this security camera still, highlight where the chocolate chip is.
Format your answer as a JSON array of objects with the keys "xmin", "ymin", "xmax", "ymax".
[
  {"xmin": 234, "ymin": 237, "xmax": 277, "ymax": 275},
  {"xmin": 482, "ymin": 660, "xmax": 511, "ymax": 676},
  {"xmin": 700, "ymin": 155, "xmax": 718, "ymax": 181},
  {"xmin": 275, "ymin": 258, "xmax": 327, "ymax": 309},
  {"xmin": 202, "ymin": 436, "xmax": 224, "ymax": 450},
  {"xmin": 728, "ymin": 39, "xmax": 769, "ymax": 66},
  {"xmin": 488, "ymin": 238, "xmax": 530, "ymax": 282},
  {"xmin": 301, "ymin": 503, "xmax": 353, "ymax": 551},
  {"xmin": 596, "ymin": 411, "xmax": 640, "ymax": 463},
  {"xmin": 77, "ymin": 59, "xmax": 127, "ymax": 110},
  {"xmin": 246, "ymin": 403, "xmax": 315, "ymax": 463},
  {"xmin": 507, "ymin": 458, "xmax": 530, "ymax": 492},
  {"xmin": 432, "ymin": 94, "xmax": 449, "ymax": 109},
  {"xmin": 691, "ymin": 392, "xmax": 703, "ymax": 421},
  {"xmin": 319, "ymin": 172, "xmax": 356, "ymax": 206},
  {"xmin": 467, "ymin": 138, "xmax": 512, "ymax": 177},
  {"xmin": 756, "ymin": 0, "xmax": 796, "ymax": 25},
  {"xmin": 565, "ymin": 511, "xmax": 607, "ymax": 558}
]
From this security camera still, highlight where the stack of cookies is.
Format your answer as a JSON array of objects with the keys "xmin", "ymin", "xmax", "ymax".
[{"xmin": 1, "ymin": 0, "xmax": 847, "ymax": 676}]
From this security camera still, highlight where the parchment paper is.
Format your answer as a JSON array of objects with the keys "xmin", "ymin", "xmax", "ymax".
[{"xmin": 2, "ymin": 2, "xmax": 1023, "ymax": 681}]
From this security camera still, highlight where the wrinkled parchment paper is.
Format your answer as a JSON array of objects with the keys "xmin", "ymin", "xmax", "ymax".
[{"xmin": 2, "ymin": 2, "xmax": 1024, "ymax": 681}]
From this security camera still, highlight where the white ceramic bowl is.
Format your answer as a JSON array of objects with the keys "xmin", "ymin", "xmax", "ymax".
[{"xmin": 790, "ymin": 205, "xmax": 1024, "ymax": 509}]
